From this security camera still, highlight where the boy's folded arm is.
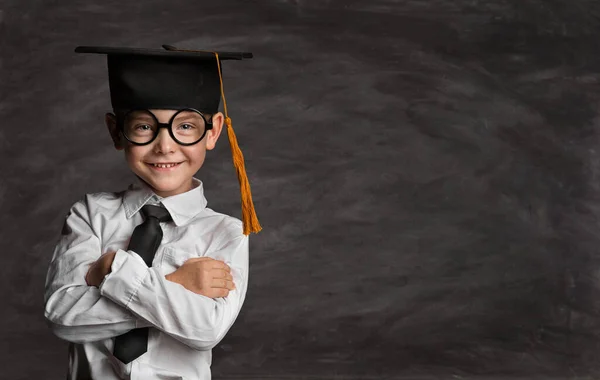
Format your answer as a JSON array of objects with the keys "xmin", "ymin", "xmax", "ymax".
[
  {"xmin": 100, "ymin": 234, "xmax": 249, "ymax": 351},
  {"xmin": 44, "ymin": 198, "xmax": 151, "ymax": 344},
  {"xmin": 44, "ymin": 287, "xmax": 152, "ymax": 344}
]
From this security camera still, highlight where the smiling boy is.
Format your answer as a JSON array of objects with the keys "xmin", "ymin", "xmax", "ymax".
[{"xmin": 43, "ymin": 45, "xmax": 261, "ymax": 380}]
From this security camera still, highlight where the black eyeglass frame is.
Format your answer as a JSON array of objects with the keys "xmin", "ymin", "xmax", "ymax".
[{"xmin": 116, "ymin": 108, "xmax": 213, "ymax": 146}]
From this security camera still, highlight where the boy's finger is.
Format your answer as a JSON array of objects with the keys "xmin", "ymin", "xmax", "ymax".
[
  {"xmin": 186, "ymin": 257, "xmax": 212, "ymax": 263},
  {"xmin": 211, "ymin": 261, "xmax": 231, "ymax": 271},
  {"xmin": 211, "ymin": 279, "xmax": 235, "ymax": 290},
  {"xmin": 212, "ymin": 269, "xmax": 226, "ymax": 278},
  {"xmin": 212, "ymin": 269, "xmax": 233, "ymax": 280},
  {"xmin": 211, "ymin": 279, "xmax": 226, "ymax": 288},
  {"xmin": 206, "ymin": 288, "xmax": 230, "ymax": 299}
]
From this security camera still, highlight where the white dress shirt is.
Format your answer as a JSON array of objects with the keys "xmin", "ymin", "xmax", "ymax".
[{"xmin": 44, "ymin": 177, "xmax": 249, "ymax": 380}]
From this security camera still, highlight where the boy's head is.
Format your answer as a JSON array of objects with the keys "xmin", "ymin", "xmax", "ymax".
[
  {"xmin": 76, "ymin": 45, "xmax": 262, "ymax": 234},
  {"xmin": 92, "ymin": 47, "xmax": 231, "ymax": 197}
]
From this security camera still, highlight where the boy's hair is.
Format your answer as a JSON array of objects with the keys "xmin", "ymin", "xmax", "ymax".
[{"xmin": 114, "ymin": 109, "xmax": 128, "ymax": 122}]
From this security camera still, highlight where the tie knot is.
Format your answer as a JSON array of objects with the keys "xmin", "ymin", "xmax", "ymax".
[{"xmin": 141, "ymin": 204, "xmax": 172, "ymax": 222}]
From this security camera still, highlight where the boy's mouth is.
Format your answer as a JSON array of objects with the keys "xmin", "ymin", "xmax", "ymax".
[{"xmin": 147, "ymin": 162, "xmax": 183, "ymax": 169}]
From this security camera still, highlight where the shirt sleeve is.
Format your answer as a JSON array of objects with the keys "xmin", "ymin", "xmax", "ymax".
[
  {"xmin": 43, "ymin": 196, "xmax": 152, "ymax": 344},
  {"xmin": 99, "ymin": 233, "xmax": 249, "ymax": 351}
]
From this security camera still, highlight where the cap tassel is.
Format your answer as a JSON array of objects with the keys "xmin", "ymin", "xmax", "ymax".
[
  {"xmin": 162, "ymin": 45, "xmax": 261, "ymax": 235},
  {"xmin": 223, "ymin": 116, "xmax": 262, "ymax": 234},
  {"xmin": 215, "ymin": 53, "xmax": 262, "ymax": 235}
]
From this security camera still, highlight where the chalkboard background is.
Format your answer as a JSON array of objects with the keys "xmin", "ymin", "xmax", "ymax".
[{"xmin": 2, "ymin": 0, "xmax": 600, "ymax": 378}]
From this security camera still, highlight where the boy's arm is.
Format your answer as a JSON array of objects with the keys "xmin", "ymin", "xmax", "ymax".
[
  {"xmin": 99, "ymin": 231, "xmax": 249, "ymax": 351},
  {"xmin": 44, "ymin": 197, "xmax": 152, "ymax": 344}
]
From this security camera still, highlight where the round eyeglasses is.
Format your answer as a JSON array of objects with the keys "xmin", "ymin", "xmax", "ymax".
[{"xmin": 118, "ymin": 108, "xmax": 213, "ymax": 146}]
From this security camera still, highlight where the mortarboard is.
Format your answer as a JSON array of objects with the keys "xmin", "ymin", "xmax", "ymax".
[{"xmin": 75, "ymin": 44, "xmax": 262, "ymax": 235}]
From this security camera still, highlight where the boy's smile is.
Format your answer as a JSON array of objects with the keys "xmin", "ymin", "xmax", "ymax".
[
  {"xmin": 106, "ymin": 109, "xmax": 224, "ymax": 198},
  {"xmin": 147, "ymin": 162, "xmax": 184, "ymax": 171},
  {"xmin": 148, "ymin": 162, "xmax": 182, "ymax": 169}
]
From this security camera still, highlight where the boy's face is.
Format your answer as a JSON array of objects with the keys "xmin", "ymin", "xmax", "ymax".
[{"xmin": 106, "ymin": 109, "xmax": 224, "ymax": 197}]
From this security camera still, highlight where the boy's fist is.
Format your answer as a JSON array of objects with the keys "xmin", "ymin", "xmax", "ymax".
[
  {"xmin": 165, "ymin": 257, "xmax": 235, "ymax": 299},
  {"xmin": 85, "ymin": 251, "xmax": 117, "ymax": 288}
]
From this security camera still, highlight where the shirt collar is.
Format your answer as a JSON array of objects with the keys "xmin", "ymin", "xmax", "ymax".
[{"xmin": 123, "ymin": 177, "xmax": 207, "ymax": 226}]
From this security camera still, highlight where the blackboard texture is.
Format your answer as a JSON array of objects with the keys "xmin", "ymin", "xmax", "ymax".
[{"xmin": 2, "ymin": 0, "xmax": 600, "ymax": 379}]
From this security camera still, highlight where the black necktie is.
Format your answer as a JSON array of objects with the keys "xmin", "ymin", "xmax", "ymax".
[{"xmin": 113, "ymin": 204, "xmax": 172, "ymax": 364}]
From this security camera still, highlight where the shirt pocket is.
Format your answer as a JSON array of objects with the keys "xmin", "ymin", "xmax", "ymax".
[
  {"xmin": 157, "ymin": 246, "xmax": 199, "ymax": 274},
  {"xmin": 149, "ymin": 366, "xmax": 188, "ymax": 380}
]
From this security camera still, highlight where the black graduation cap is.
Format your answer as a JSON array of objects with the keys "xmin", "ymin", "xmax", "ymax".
[
  {"xmin": 75, "ymin": 44, "xmax": 262, "ymax": 235},
  {"xmin": 74, "ymin": 45, "xmax": 253, "ymax": 114}
]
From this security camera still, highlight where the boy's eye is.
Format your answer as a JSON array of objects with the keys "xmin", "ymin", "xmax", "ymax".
[
  {"xmin": 178, "ymin": 123, "xmax": 195, "ymax": 130},
  {"xmin": 136, "ymin": 124, "xmax": 153, "ymax": 131}
]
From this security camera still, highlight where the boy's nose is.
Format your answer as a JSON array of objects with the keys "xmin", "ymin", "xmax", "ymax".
[{"xmin": 154, "ymin": 128, "xmax": 176, "ymax": 153}]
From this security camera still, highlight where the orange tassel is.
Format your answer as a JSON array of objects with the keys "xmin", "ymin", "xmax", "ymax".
[
  {"xmin": 163, "ymin": 45, "xmax": 262, "ymax": 235},
  {"xmin": 215, "ymin": 52, "xmax": 262, "ymax": 235},
  {"xmin": 223, "ymin": 116, "xmax": 262, "ymax": 235}
]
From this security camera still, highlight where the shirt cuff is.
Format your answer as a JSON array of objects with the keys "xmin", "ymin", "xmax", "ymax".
[{"xmin": 99, "ymin": 249, "xmax": 149, "ymax": 310}]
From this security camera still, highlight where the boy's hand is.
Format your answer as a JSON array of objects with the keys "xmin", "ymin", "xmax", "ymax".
[
  {"xmin": 165, "ymin": 257, "xmax": 235, "ymax": 298},
  {"xmin": 85, "ymin": 251, "xmax": 117, "ymax": 288}
]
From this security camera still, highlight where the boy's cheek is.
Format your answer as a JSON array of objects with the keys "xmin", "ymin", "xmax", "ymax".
[{"xmin": 124, "ymin": 148, "xmax": 142, "ymax": 165}]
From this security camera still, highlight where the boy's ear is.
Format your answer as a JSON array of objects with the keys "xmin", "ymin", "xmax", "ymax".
[
  {"xmin": 205, "ymin": 112, "xmax": 224, "ymax": 151},
  {"xmin": 105, "ymin": 113, "xmax": 124, "ymax": 150}
]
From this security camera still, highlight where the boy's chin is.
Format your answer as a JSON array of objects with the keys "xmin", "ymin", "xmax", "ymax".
[{"xmin": 140, "ymin": 177, "xmax": 191, "ymax": 196}]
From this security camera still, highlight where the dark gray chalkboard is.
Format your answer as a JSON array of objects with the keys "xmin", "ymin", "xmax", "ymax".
[{"xmin": 2, "ymin": 0, "xmax": 600, "ymax": 379}]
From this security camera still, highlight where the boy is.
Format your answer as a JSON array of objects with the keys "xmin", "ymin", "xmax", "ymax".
[{"xmin": 43, "ymin": 45, "xmax": 261, "ymax": 380}]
